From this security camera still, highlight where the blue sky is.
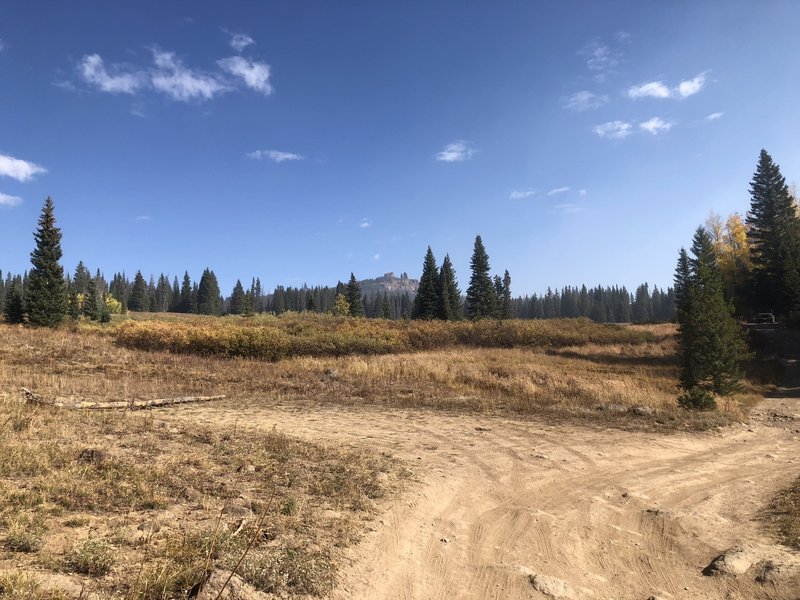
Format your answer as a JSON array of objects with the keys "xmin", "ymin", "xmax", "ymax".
[{"xmin": 2, "ymin": 1, "xmax": 800, "ymax": 295}]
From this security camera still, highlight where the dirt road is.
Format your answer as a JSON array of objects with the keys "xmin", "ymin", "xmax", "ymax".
[{"xmin": 164, "ymin": 385, "xmax": 799, "ymax": 600}]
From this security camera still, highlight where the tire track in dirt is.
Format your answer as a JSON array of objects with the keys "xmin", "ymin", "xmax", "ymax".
[{"xmin": 166, "ymin": 401, "xmax": 800, "ymax": 599}]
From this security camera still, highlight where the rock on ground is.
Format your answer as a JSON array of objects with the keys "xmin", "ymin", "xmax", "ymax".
[
  {"xmin": 196, "ymin": 570, "xmax": 270, "ymax": 600},
  {"xmin": 528, "ymin": 573, "xmax": 576, "ymax": 599},
  {"xmin": 703, "ymin": 545, "xmax": 759, "ymax": 576}
]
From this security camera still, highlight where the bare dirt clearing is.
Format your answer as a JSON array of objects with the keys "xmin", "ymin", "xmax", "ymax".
[{"xmin": 167, "ymin": 395, "xmax": 800, "ymax": 600}]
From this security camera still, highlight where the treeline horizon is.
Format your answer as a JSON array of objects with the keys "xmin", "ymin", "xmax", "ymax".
[{"xmin": 0, "ymin": 261, "xmax": 676, "ymax": 324}]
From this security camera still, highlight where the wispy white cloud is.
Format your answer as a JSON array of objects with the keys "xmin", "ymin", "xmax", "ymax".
[
  {"xmin": 228, "ymin": 32, "xmax": 255, "ymax": 53},
  {"xmin": 705, "ymin": 111, "xmax": 724, "ymax": 121},
  {"xmin": 79, "ymin": 54, "xmax": 146, "ymax": 94},
  {"xmin": 613, "ymin": 31, "xmax": 632, "ymax": 43},
  {"xmin": 547, "ymin": 186, "xmax": 571, "ymax": 196},
  {"xmin": 627, "ymin": 71, "xmax": 708, "ymax": 100},
  {"xmin": 0, "ymin": 153, "xmax": 47, "ymax": 182},
  {"xmin": 0, "ymin": 192, "xmax": 22, "ymax": 208},
  {"xmin": 53, "ymin": 79, "xmax": 79, "ymax": 92},
  {"xmin": 217, "ymin": 56, "xmax": 272, "ymax": 95},
  {"xmin": 247, "ymin": 149, "xmax": 304, "ymax": 163},
  {"xmin": 373, "ymin": 253, "xmax": 380, "ymax": 260},
  {"xmin": 627, "ymin": 81, "xmax": 671, "ymax": 99},
  {"xmin": 130, "ymin": 103, "xmax": 147, "ymax": 118},
  {"xmin": 509, "ymin": 189, "xmax": 536, "ymax": 200},
  {"xmin": 579, "ymin": 35, "xmax": 629, "ymax": 82},
  {"xmin": 359, "ymin": 218, "xmax": 371, "ymax": 229},
  {"xmin": 640, "ymin": 117, "xmax": 673, "ymax": 135},
  {"xmin": 151, "ymin": 49, "xmax": 229, "ymax": 101},
  {"xmin": 677, "ymin": 72, "xmax": 707, "ymax": 98},
  {"xmin": 564, "ymin": 90, "xmax": 608, "ymax": 112},
  {"xmin": 435, "ymin": 140, "xmax": 474, "ymax": 162},
  {"xmin": 579, "ymin": 189, "xmax": 587, "ymax": 196},
  {"xmin": 78, "ymin": 48, "xmax": 275, "ymax": 103},
  {"xmin": 135, "ymin": 215, "xmax": 151, "ymax": 221},
  {"xmin": 0, "ymin": 38, "xmax": 5, "ymax": 52},
  {"xmin": 554, "ymin": 203, "xmax": 584, "ymax": 214},
  {"xmin": 581, "ymin": 42, "xmax": 619, "ymax": 79},
  {"xmin": 593, "ymin": 121, "xmax": 632, "ymax": 140}
]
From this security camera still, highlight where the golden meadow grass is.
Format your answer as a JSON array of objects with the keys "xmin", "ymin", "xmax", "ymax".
[
  {"xmin": 111, "ymin": 313, "xmax": 655, "ymax": 359},
  {"xmin": 2, "ymin": 315, "xmax": 753, "ymax": 429}
]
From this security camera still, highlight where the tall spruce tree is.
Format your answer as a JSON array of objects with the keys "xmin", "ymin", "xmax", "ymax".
[
  {"xmin": 128, "ymin": 271, "xmax": 149, "ymax": 312},
  {"xmin": 25, "ymin": 197, "xmax": 67, "ymax": 327},
  {"xmin": 179, "ymin": 272, "xmax": 193, "ymax": 313},
  {"xmin": 197, "ymin": 268, "xmax": 222, "ymax": 315},
  {"xmin": 73, "ymin": 261, "xmax": 90, "ymax": 295},
  {"xmin": 83, "ymin": 278, "xmax": 100, "ymax": 320},
  {"xmin": 412, "ymin": 247, "xmax": 440, "ymax": 320},
  {"xmin": 438, "ymin": 254, "xmax": 462, "ymax": 320},
  {"xmin": 230, "ymin": 279, "xmax": 246, "ymax": 315},
  {"xmin": 346, "ymin": 273, "xmax": 365, "ymax": 317},
  {"xmin": 500, "ymin": 270, "xmax": 512, "ymax": 319},
  {"xmin": 676, "ymin": 228, "xmax": 748, "ymax": 396},
  {"xmin": 170, "ymin": 276, "xmax": 181, "ymax": 312},
  {"xmin": 746, "ymin": 149, "xmax": 800, "ymax": 317},
  {"xmin": 466, "ymin": 235, "xmax": 498, "ymax": 319}
]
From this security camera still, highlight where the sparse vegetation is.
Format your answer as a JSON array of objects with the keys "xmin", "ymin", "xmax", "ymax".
[
  {"xmin": 0, "ymin": 337, "xmax": 405, "ymax": 598},
  {"xmin": 770, "ymin": 476, "xmax": 800, "ymax": 549},
  {"xmin": 3, "ymin": 515, "xmax": 46, "ymax": 553},
  {"xmin": 65, "ymin": 539, "xmax": 115, "ymax": 576}
]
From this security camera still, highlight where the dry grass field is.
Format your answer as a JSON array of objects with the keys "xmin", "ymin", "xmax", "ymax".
[
  {"xmin": 0, "ymin": 315, "xmax": 794, "ymax": 599},
  {"xmin": 1, "ymin": 316, "xmax": 760, "ymax": 427}
]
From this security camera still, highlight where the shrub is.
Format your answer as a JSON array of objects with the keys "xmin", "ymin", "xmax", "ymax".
[
  {"xmin": 65, "ymin": 539, "xmax": 115, "ymax": 576},
  {"xmin": 240, "ymin": 547, "xmax": 336, "ymax": 597},
  {"xmin": 677, "ymin": 386, "xmax": 717, "ymax": 411},
  {"xmin": 4, "ymin": 516, "xmax": 45, "ymax": 553}
]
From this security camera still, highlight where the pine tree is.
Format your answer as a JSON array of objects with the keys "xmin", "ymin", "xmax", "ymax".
[
  {"xmin": 170, "ymin": 276, "xmax": 181, "ymax": 312},
  {"xmin": 676, "ymin": 228, "xmax": 748, "ymax": 397},
  {"xmin": 179, "ymin": 272, "xmax": 193, "ymax": 313},
  {"xmin": 243, "ymin": 290, "xmax": 254, "ymax": 317},
  {"xmin": 197, "ymin": 268, "xmax": 221, "ymax": 315},
  {"xmin": 67, "ymin": 290, "xmax": 80, "ymax": 321},
  {"xmin": 128, "ymin": 271, "xmax": 149, "ymax": 312},
  {"xmin": 466, "ymin": 235, "xmax": 498, "ymax": 319},
  {"xmin": 632, "ymin": 283, "xmax": 652, "ymax": 323},
  {"xmin": 73, "ymin": 261, "xmax": 90, "ymax": 295},
  {"xmin": 412, "ymin": 247, "xmax": 440, "ymax": 320},
  {"xmin": 147, "ymin": 275, "xmax": 158, "ymax": 312},
  {"xmin": 746, "ymin": 149, "xmax": 800, "ymax": 317},
  {"xmin": 346, "ymin": 273, "xmax": 364, "ymax": 317},
  {"xmin": 83, "ymin": 278, "xmax": 100, "ymax": 320},
  {"xmin": 252, "ymin": 278, "xmax": 263, "ymax": 313},
  {"xmin": 500, "ymin": 270, "xmax": 512, "ymax": 319},
  {"xmin": 25, "ymin": 197, "xmax": 67, "ymax": 327},
  {"xmin": 674, "ymin": 248, "xmax": 694, "ymax": 389},
  {"xmin": 3, "ymin": 279, "xmax": 25, "ymax": 324},
  {"xmin": 437, "ymin": 254, "xmax": 462, "ymax": 320},
  {"xmin": 306, "ymin": 293, "xmax": 317, "ymax": 312},
  {"xmin": 230, "ymin": 279, "xmax": 246, "ymax": 315}
]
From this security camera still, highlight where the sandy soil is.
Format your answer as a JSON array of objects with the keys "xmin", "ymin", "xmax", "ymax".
[{"xmin": 164, "ymin": 336, "xmax": 800, "ymax": 600}]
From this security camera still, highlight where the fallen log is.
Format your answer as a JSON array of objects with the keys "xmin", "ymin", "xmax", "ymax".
[{"xmin": 21, "ymin": 387, "xmax": 225, "ymax": 410}]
